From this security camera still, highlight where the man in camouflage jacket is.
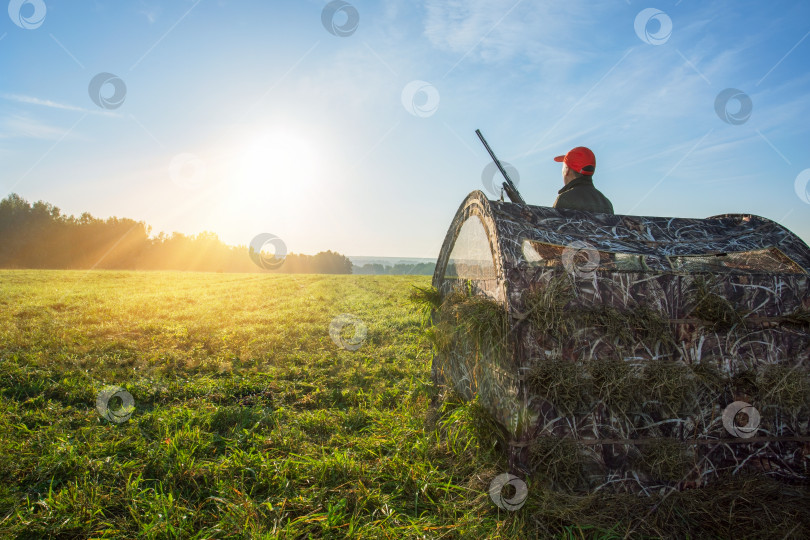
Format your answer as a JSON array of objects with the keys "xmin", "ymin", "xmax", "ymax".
[{"xmin": 552, "ymin": 146, "xmax": 614, "ymax": 214}]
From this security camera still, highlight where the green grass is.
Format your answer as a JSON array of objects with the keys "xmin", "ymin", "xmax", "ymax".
[
  {"xmin": 0, "ymin": 271, "xmax": 807, "ymax": 539},
  {"xmin": 0, "ymin": 270, "xmax": 520, "ymax": 538}
]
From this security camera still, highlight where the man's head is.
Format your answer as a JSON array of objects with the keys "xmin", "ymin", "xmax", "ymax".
[{"xmin": 554, "ymin": 147, "xmax": 595, "ymax": 184}]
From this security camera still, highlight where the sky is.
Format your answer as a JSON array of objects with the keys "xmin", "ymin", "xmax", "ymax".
[{"xmin": 1, "ymin": 0, "xmax": 809, "ymax": 259}]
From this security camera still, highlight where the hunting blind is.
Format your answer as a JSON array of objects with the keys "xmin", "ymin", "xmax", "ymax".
[{"xmin": 428, "ymin": 190, "xmax": 810, "ymax": 492}]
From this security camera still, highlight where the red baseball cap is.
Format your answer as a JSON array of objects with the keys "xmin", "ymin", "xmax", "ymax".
[{"xmin": 554, "ymin": 146, "xmax": 596, "ymax": 175}]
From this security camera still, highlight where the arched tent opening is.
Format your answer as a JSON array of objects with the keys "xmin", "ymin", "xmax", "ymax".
[
  {"xmin": 433, "ymin": 190, "xmax": 506, "ymax": 304},
  {"xmin": 429, "ymin": 190, "xmax": 810, "ymax": 493}
]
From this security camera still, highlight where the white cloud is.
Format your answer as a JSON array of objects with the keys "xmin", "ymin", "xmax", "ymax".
[
  {"xmin": 2, "ymin": 94, "xmax": 122, "ymax": 118},
  {"xmin": 0, "ymin": 114, "xmax": 83, "ymax": 140},
  {"xmin": 136, "ymin": 0, "xmax": 163, "ymax": 23},
  {"xmin": 423, "ymin": 0, "xmax": 598, "ymax": 68},
  {"xmin": 140, "ymin": 10, "xmax": 157, "ymax": 24},
  {"xmin": 3, "ymin": 94, "xmax": 88, "ymax": 113}
]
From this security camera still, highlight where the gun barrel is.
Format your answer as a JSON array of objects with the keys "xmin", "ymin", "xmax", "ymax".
[{"xmin": 475, "ymin": 129, "xmax": 526, "ymax": 205}]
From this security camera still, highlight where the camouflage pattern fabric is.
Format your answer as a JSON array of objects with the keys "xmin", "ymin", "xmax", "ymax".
[{"xmin": 431, "ymin": 190, "xmax": 810, "ymax": 493}]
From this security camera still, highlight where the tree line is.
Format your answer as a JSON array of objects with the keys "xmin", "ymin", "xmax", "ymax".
[
  {"xmin": 0, "ymin": 194, "xmax": 352, "ymax": 273},
  {"xmin": 353, "ymin": 262, "xmax": 435, "ymax": 276}
]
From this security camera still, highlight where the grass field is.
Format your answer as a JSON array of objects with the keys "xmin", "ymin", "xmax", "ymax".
[{"xmin": 0, "ymin": 271, "xmax": 807, "ymax": 539}]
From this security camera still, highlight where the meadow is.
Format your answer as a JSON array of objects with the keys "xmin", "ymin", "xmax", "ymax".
[{"xmin": 0, "ymin": 271, "xmax": 806, "ymax": 539}]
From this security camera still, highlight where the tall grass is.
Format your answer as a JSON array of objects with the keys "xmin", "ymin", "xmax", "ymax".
[
  {"xmin": 0, "ymin": 271, "xmax": 526, "ymax": 538},
  {"xmin": 1, "ymin": 270, "xmax": 806, "ymax": 538}
]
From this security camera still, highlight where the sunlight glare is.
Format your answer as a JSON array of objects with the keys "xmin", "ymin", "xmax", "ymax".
[{"xmin": 230, "ymin": 128, "xmax": 322, "ymax": 209}]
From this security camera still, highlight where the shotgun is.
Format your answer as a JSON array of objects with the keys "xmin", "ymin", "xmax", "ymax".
[{"xmin": 475, "ymin": 129, "xmax": 526, "ymax": 205}]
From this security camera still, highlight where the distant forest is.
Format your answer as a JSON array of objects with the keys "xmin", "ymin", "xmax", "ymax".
[
  {"xmin": 353, "ymin": 262, "xmax": 436, "ymax": 276},
  {"xmin": 0, "ymin": 194, "xmax": 352, "ymax": 274}
]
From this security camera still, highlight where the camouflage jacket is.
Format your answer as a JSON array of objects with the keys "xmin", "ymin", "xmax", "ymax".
[{"xmin": 553, "ymin": 176, "xmax": 614, "ymax": 214}]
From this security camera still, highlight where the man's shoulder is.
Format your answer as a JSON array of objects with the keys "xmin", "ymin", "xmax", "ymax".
[
  {"xmin": 558, "ymin": 177, "xmax": 593, "ymax": 193},
  {"xmin": 554, "ymin": 178, "xmax": 614, "ymax": 214}
]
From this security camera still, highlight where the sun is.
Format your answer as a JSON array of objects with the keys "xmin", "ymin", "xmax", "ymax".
[
  {"xmin": 229, "ymin": 128, "xmax": 322, "ymax": 208},
  {"xmin": 201, "ymin": 125, "xmax": 331, "ymax": 246}
]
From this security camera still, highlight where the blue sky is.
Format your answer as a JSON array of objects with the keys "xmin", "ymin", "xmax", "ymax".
[{"xmin": 1, "ymin": 0, "xmax": 809, "ymax": 258}]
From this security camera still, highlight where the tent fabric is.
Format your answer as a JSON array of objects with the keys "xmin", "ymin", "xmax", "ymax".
[{"xmin": 431, "ymin": 191, "xmax": 810, "ymax": 492}]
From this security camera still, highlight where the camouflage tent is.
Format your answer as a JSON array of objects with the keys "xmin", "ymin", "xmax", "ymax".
[{"xmin": 431, "ymin": 190, "xmax": 810, "ymax": 493}]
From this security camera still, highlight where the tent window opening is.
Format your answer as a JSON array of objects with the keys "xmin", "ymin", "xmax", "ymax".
[
  {"xmin": 668, "ymin": 248, "xmax": 805, "ymax": 274},
  {"xmin": 444, "ymin": 216, "xmax": 497, "ymax": 281},
  {"xmin": 521, "ymin": 240, "xmax": 647, "ymax": 271}
]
